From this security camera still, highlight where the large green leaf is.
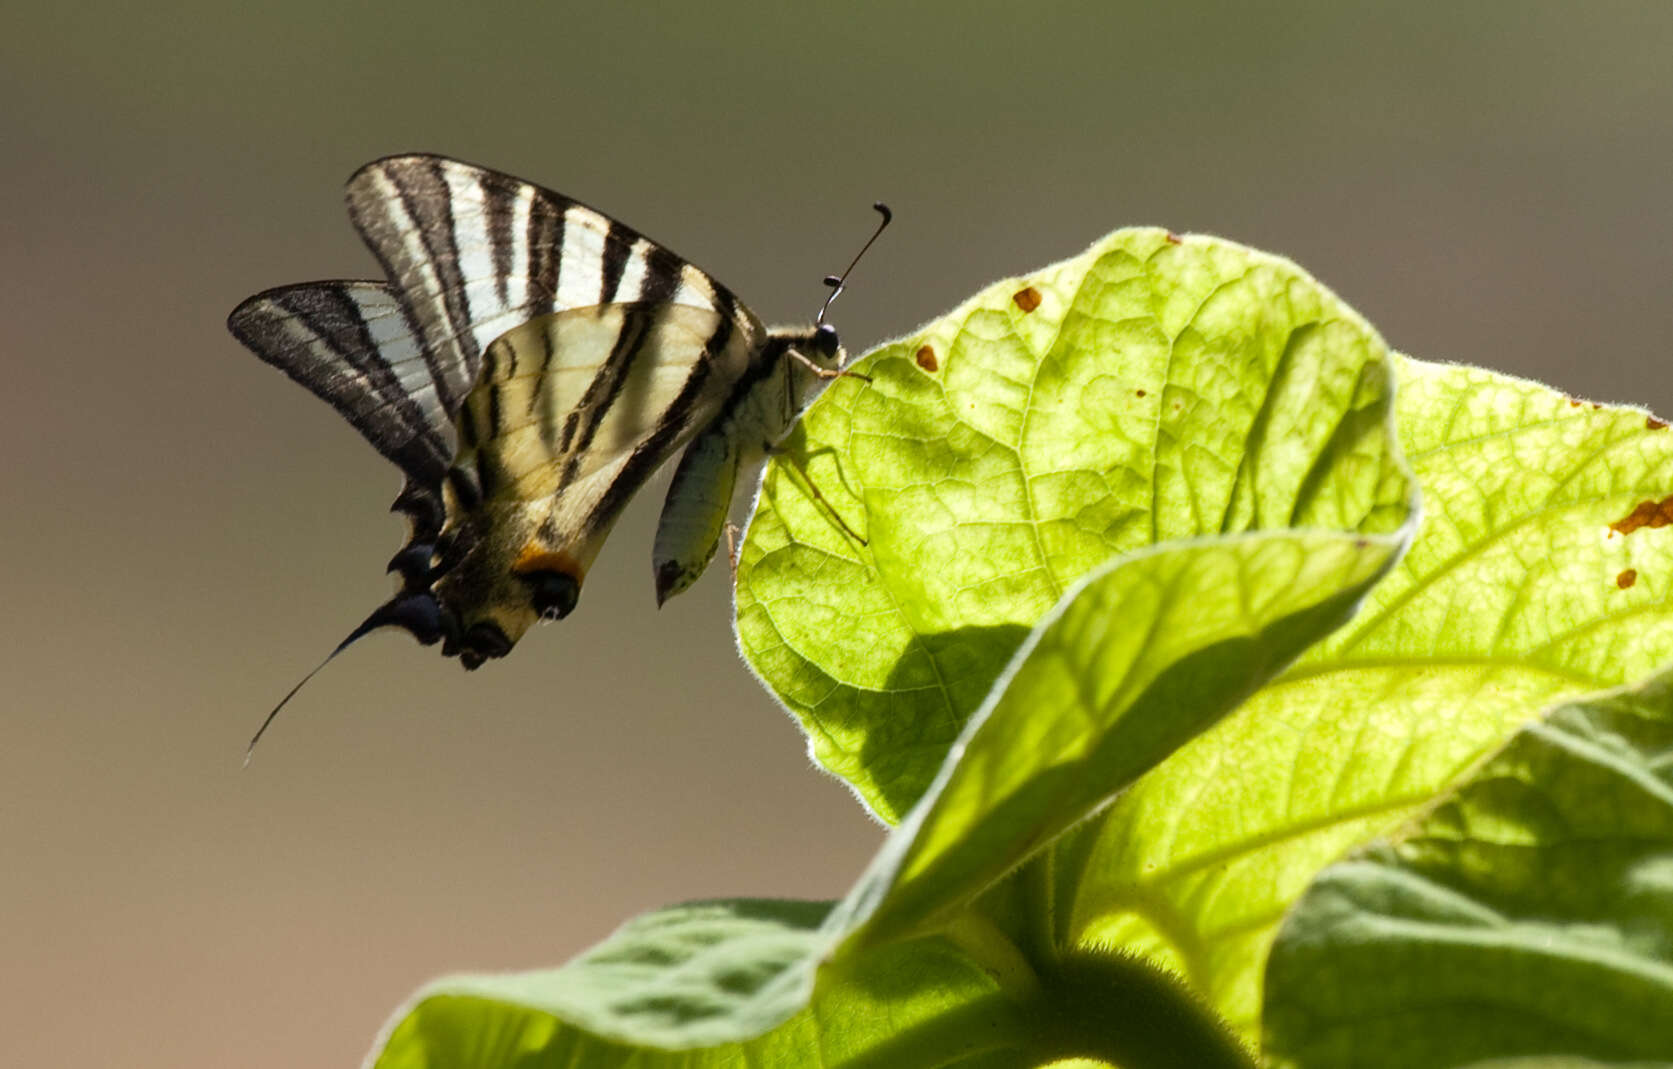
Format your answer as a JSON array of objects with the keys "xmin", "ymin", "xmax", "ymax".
[
  {"xmin": 370, "ymin": 524, "xmax": 1405, "ymax": 1067},
  {"xmin": 368, "ymin": 899, "xmax": 1024, "ymax": 1067},
  {"xmin": 736, "ymin": 228, "xmax": 1408, "ymax": 823},
  {"xmin": 1263, "ymin": 669, "xmax": 1673, "ymax": 1068},
  {"xmin": 1056, "ymin": 359, "xmax": 1673, "ymax": 1038},
  {"xmin": 840, "ymin": 529, "xmax": 1405, "ymax": 953}
]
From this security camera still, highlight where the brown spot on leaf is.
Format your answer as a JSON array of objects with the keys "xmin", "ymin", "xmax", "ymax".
[
  {"xmin": 1649, "ymin": 416, "xmax": 1668, "ymax": 430},
  {"xmin": 1164, "ymin": 231, "xmax": 1183, "ymax": 245},
  {"xmin": 1618, "ymin": 568, "xmax": 1639, "ymax": 589},
  {"xmin": 1013, "ymin": 286, "xmax": 1042, "ymax": 313},
  {"xmin": 1610, "ymin": 496, "xmax": 1673, "ymax": 536},
  {"xmin": 915, "ymin": 344, "xmax": 938, "ymax": 372}
]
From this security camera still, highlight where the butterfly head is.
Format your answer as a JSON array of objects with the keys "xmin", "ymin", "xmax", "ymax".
[
  {"xmin": 771, "ymin": 321, "xmax": 846, "ymax": 376},
  {"xmin": 812, "ymin": 322, "xmax": 842, "ymax": 364}
]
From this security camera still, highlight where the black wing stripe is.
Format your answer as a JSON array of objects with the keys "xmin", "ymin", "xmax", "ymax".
[
  {"xmin": 598, "ymin": 219, "xmax": 631, "ymax": 307},
  {"xmin": 578, "ymin": 334, "xmax": 720, "ymax": 541},
  {"xmin": 424, "ymin": 158, "xmax": 475, "ymax": 374},
  {"xmin": 709, "ymin": 279, "xmax": 743, "ymax": 331},
  {"xmin": 455, "ymin": 398, "xmax": 479, "ymax": 452},
  {"xmin": 558, "ymin": 307, "xmax": 654, "ymax": 461},
  {"xmin": 607, "ymin": 239, "xmax": 649, "ymax": 303},
  {"xmin": 639, "ymin": 247, "xmax": 681, "ymax": 305},
  {"xmin": 484, "ymin": 170, "xmax": 518, "ymax": 311},
  {"xmin": 485, "ymin": 386, "xmax": 505, "ymax": 455},
  {"xmin": 526, "ymin": 185, "xmax": 563, "ymax": 315},
  {"xmin": 534, "ymin": 317, "xmax": 560, "ymax": 453}
]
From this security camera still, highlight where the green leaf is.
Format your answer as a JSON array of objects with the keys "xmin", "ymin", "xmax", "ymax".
[
  {"xmin": 1263, "ymin": 669, "xmax": 1673, "ymax": 1068},
  {"xmin": 368, "ymin": 521, "xmax": 1406, "ymax": 1067},
  {"xmin": 842, "ymin": 529, "xmax": 1407, "ymax": 952},
  {"xmin": 1461, "ymin": 1061, "xmax": 1672, "ymax": 1069},
  {"xmin": 736, "ymin": 228, "xmax": 1409, "ymax": 824},
  {"xmin": 1056, "ymin": 359, "xmax": 1673, "ymax": 1038},
  {"xmin": 369, "ymin": 899, "xmax": 1026, "ymax": 1067}
]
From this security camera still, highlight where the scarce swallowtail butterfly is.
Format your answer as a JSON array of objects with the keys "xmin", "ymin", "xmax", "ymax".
[{"xmin": 230, "ymin": 154, "xmax": 889, "ymax": 753}]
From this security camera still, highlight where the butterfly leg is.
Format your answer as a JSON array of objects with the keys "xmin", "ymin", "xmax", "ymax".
[
  {"xmin": 725, "ymin": 521, "xmax": 743, "ymax": 584},
  {"xmin": 789, "ymin": 349, "xmax": 872, "ymax": 384}
]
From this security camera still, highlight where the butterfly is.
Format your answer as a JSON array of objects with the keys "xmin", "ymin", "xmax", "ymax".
[{"xmin": 229, "ymin": 154, "xmax": 888, "ymax": 751}]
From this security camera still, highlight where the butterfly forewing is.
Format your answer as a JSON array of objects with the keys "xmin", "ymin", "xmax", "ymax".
[{"xmin": 345, "ymin": 155, "xmax": 759, "ymax": 386}]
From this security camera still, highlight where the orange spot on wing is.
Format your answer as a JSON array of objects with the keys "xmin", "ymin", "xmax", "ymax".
[
  {"xmin": 511, "ymin": 546, "xmax": 584, "ymax": 580},
  {"xmin": 1013, "ymin": 286, "xmax": 1042, "ymax": 313},
  {"xmin": 1649, "ymin": 416, "xmax": 1668, "ymax": 430},
  {"xmin": 1164, "ymin": 231, "xmax": 1183, "ymax": 245},
  {"xmin": 915, "ymin": 344, "xmax": 939, "ymax": 372},
  {"xmin": 1618, "ymin": 568, "xmax": 1638, "ymax": 589}
]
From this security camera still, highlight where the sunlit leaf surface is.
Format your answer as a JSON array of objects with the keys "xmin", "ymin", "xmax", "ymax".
[
  {"xmin": 738, "ymin": 228, "xmax": 1407, "ymax": 822},
  {"xmin": 1264, "ymin": 669, "xmax": 1673, "ymax": 1067},
  {"xmin": 1061, "ymin": 360, "xmax": 1673, "ymax": 1037}
]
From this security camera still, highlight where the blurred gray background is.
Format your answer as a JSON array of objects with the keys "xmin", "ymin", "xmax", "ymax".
[{"xmin": 5, "ymin": 3, "xmax": 1670, "ymax": 1065}]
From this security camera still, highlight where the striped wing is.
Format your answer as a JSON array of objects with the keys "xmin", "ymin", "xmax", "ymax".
[
  {"xmin": 456, "ymin": 301, "xmax": 754, "ymax": 559},
  {"xmin": 228, "ymin": 282, "xmax": 461, "ymax": 545},
  {"xmin": 233, "ymin": 155, "xmax": 770, "ymax": 549},
  {"xmin": 345, "ymin": 154, "xmax": 764, "ymax": 404}
]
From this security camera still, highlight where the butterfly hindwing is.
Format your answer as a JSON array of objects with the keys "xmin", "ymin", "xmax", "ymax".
[
  {"xmin": 454, "ymin": 302, "xmax": 749, "ymax": 565},
  {"xmin": 228, "ymin": 281, "xmax": 459, "ymax": 484},
  {"xmin": 227, "ymin": 281, "xmax": 460, "ymax": 547}
]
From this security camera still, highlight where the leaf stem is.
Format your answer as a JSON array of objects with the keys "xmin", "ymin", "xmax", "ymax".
[
  {"xmin": 1023, "ymin": 949, "xmax": 1259, "ymax": 1069},
  {"xmin": 1022, "ymin": 848, "xmax": 1059, "ymax": 968}
]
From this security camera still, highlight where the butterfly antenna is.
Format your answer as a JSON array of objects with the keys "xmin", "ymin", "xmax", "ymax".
[{"xmin": 817, "ymin": 202, "xmax": 893, "ymax": 328}]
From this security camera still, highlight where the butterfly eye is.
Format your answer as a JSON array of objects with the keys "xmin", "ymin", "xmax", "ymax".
[
  {"xmin": 813, "ymin": 324, "xmax": 841, "ymax": 360},
  {"xmin": 523, "ymin": 570, "xmax": 581, "ymax": 620}
]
